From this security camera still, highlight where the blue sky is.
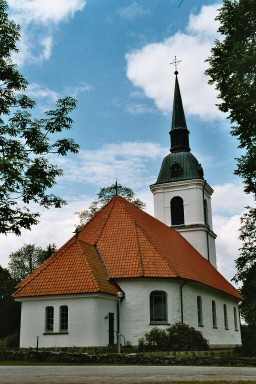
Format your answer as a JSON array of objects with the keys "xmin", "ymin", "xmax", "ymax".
[{"xmin": 1, "ymin": 0, "xmax": 252, "ymax": 283}]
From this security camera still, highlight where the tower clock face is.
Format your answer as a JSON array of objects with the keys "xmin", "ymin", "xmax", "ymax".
[{"xmin": 170, "ymin": 162, "xmax": 183, "ymax": 177}]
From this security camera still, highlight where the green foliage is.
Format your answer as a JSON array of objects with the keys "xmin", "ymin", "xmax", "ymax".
[
  {"xmin": 8, "ymin": 243, "xmax": 56, "ymax": 282},
  {"xmin": 206, "ymin": 0, "xmax": 256, "ymax": 335},
  {"xmin": 0, "ymin": 266, "xmax": 20, "ymax": 338},
  {"xmin": 76, "ymin": 183, "xmax": 146, "ymax": 226},
  {"xmin": 0, "ymin": 0, "xmax": 79, "ymax": 235},
  {"xmin": 233, "ymin": 208, "xmax": 256, "ymax": 326},
  {"xmin": 206, "ymin": 0, "xmax": 256, "ymax": 197},
  {"xmin": 0, "ymin": 332, "xmax": 20, "ymax": 349},
  {"xmin": 238, "ymin": 325, "xmax": 256, "ymax": 356},
  {"xmin": 138, "ymin": 323, "xmax": 209, "ymax": 351}
]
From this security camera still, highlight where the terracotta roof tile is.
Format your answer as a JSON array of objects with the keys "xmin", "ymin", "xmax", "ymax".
[
  {"xmin": 78, "ymin": 196, "xmax": 242, "ymax": 299},
  {"xmin": 13, "ymin": 241, "xmax": 119, "ymax": 298},
  {"xmin": 14, "ymin": 196, "xmax": 242, "ymax": 300}
]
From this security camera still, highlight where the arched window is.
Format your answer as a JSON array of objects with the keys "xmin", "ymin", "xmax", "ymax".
[
  {"xmin": 197, "ymin": 296, "xmax": 203, "ymax": 326},
  {"xmin": 171, "ymin": 196, "xmax": 184, "ymax": 225},
  {"xmin": 212, "ymin": 300, "xmax": 217, "ymax": 328},
  {"xmin": 150, "ymin": 291, "xmax": 167, "ymax": 323},
  {"xmin": 45, "ymin": 306, "xmax": 54, "ymax": 332},
  {"xmin": 223, "ymin": 304, "xmax": 229, "ymax": 330},
  {"xmin": 60, "ymin": 305, "xmax": 68, "ymax": 331},
  {"xmin": 234, "ymin": 307, "xmax": 238, "ymax": 331},
  {"xmin": 204, "ymin": 199, "xmax": 209, "ymax": 225}
]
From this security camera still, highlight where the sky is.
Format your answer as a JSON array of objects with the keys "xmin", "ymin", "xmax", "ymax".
[{"xmin": 1, "ymin": 0, "xmax": 253, "ymax": 283}]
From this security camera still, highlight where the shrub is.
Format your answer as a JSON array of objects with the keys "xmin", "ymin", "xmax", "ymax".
[
  {"xmin": 166, "ymin": 323, "xmax": 209, "ymax": 351},
  {"xmin": 138, "ymin": 323, "xmax": 209, "ymax": 351}
]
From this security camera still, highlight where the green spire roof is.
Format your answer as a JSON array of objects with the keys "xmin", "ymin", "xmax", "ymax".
[
  {"xmin": 170, "ymin": 72, "xmax": 190, "ymax": 153},
  {"xmin": 154, "ymin": 70, "xmax": 204, "ymax": 184}
]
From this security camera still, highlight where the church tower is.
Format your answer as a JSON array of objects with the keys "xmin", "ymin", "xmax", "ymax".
[{"xmin": 150, "ymin": 68, "xmax": 217, "ymax": 267}]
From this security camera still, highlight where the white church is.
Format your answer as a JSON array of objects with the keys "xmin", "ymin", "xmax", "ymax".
[{"xmin": 13, "ymin": 71, "xmax": 242, "ymax": 349}]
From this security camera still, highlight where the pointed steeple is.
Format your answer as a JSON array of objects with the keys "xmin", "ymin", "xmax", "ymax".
[{"xmin": 170, "ymin": 71, "xmax": 190, "ymax": 153}]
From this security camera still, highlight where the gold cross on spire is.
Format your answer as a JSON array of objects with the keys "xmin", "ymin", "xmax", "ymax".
[{"xmin": 170, "ymin": 56, "xmax": 181, "ymax": 75}]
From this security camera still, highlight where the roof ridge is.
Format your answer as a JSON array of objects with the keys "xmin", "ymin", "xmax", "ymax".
[
  {"xmin": 136, "ymin": 221, "xmax": 180, "ymax": 277},
  {"xmin": 91, "ymin": 197, "xmax": 118, "ymax": 244},
  {"xmin": 76, "ymin": 241, "xmax": 103, "ymax": 292},
  {"xmin": 93, "ymin": 243, "xmax": 111, "ymax": 280},
  {"xmin": 135, "ymin": 225, "xmax": 145, "ymax": 276}
]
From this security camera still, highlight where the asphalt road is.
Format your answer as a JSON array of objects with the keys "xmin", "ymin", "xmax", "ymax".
[{"xmin": 0, "ymin": 365, "xmax": 256, "ymax": 384}]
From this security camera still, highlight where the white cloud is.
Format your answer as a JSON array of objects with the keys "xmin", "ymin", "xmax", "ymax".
[
  {"xmin": 187, "ymin": 4, "xmax": 221, "ymax": 37},
  {"xmin": 117, "ymin": 2, "xmax": 150, "ymax": 21},
  {"xmin": 212, "ymin": 183, "xmax": 254, "ymax": 215},
  {"xmin": 0, "ymin": 198, "xmax": 90, "ymax": 269},
  {"xmin": 9, "ymin": 0, "xmax": 86, "ymax": 65},
  {"xmin": 126, "ymin": 3, "xmax": 223, "ymax": 120},
  {"xmin": 125, "ymin": 103, "xmax": 157, "ymax": 115},
  {"xmin": 211, "ymin": 182, "xmax": 253, "ymax": 283},
  {"xmin": 24, "ymin": 81, "xmax": 92, "ymax": 107},
  {"xmin": 9, "ymin": 0, "xmax": 86, "ymax": 24},
  {"xmin": 61, "ymin": 141, "xmax": 166, "ymax": 188},
  {"xmin": 66, "ymin": 82, "xmax": 94, "ymax": 98},
  {"xmin": 26, "ymin": 83, "xmax": 59, "ymax": 101},
  {"xmin": 214, "ymin": 214, "xmax": 241, "ymax": 283}
]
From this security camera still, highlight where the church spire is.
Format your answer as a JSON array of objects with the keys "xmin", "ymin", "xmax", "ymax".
[{"xmin": 169, "ymin": 63, "xmax": 190, "ymax": 153}]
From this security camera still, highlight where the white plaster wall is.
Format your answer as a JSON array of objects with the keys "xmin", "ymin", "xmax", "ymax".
[
  {"xmin": 151, "ymin": 180, "xmax": 217, "ymax": 266},
  {"xmin": 180, "ymin": 229, "xmax": 217, "ymax": 267},
  {"xmin": 182, "ymin": 283, "xmax": 241, "ymax": 348},
  {"xmin": 18, "ymin": 294, "xmax": 117, "ymax": 348},
  {"xmin": 118, "ymin": 279, "xmax": 181, "ymax": 345},
  {"xmin": 117, "ymin": 279, "xmax": 241, "ymax": 348},
  {"xmin": 18, "ymin": 281, "xmax": 241, "ymax": 348},
  {"xmin": 151, "ymin": 180, "xmax": 213, "ymax": 229}
]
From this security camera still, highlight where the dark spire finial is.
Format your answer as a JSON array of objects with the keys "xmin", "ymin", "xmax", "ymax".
[{"xmin": 170, "ymin": 56, "xmax": 181, "ymax": 75}]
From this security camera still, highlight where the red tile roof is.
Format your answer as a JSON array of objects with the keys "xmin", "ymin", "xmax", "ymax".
[
  {"xmin": 13, "ymin": 241, "xmax": 119, "ymax": 298},
  {"xmin": 13, "ymin": 196, "xmax": 242, "ymax": 300}
]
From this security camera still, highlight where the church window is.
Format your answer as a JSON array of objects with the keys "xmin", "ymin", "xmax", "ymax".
[
  {"xmin": 233, "ymin": 307, "xmax": 238, "ymax": 331},
  {"xmin": 60, "ymin": 305, "xmax": 68, "ymax": 331},
  {"xmin": 150, "ymin": 291, "xmax": 167, "ymax": 323},
  {"xmin": 171, "ymin": 196, "xmax": 184, "ymax": 225},
  {"xmin": 197, "ymin": 296, "xmax": 203, "ymax": 326},
  {"xmin": 45, "ymin": 306, "xmax": 54, "ymax": 332},
  {"xmin": 212, "ymin": 300, "xmax": 217, "ymax": 328},
  {"xmin": 204, "ymin": 199, "xmax": 209, "ymax": 225},
  {"xmin": 224, "ymin": 304, "xmax": 229, "ymax": 330}
]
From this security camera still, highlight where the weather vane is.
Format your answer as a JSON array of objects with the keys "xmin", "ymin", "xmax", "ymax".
[{"xmin": 170, "ymin": 56, "xmax": 181, "ymax": 75}]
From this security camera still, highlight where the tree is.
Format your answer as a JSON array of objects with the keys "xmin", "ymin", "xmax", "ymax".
[
  {"xmin": 0, "ymin": 266, "xmax": 20, "ymax": 337},
  {"xmin": 233, "ymin": 208, "xmax": 256, "ymax": 326},
  {"xmin": 206, "ymin": 0, "xmax": 256, "ymax": 337},
  {"xmin": 8, "ymin": 243, "xmax": 56, "ymax": 282},
  {"xmin": 0, "ymin": 0, "xmax": 79, "ymax": 235},
  {"xmin": 205, "ymin": 0, "xmax": 256, "ymax": 197},
  {"xmin": 76, "ymin": 183, "xmax": 146, "ymax": 227}
]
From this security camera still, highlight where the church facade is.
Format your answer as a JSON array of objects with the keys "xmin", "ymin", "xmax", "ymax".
[{"xmin": 14, "ymin": 72, "xmax": 242, "ymax": 349}]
